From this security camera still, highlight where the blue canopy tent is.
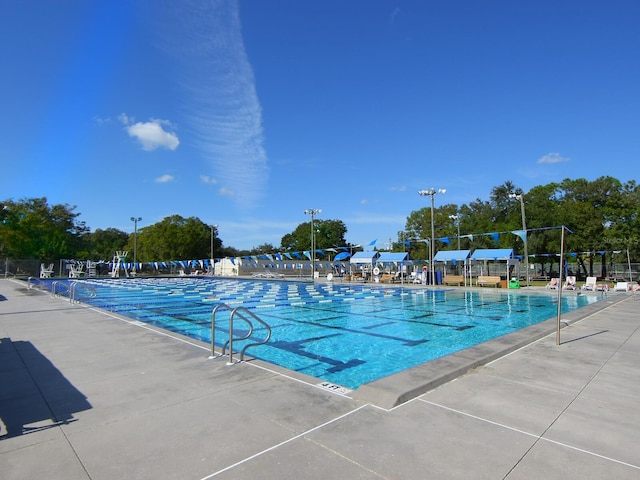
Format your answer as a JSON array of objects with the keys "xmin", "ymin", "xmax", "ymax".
[
  {"xmin": 433, "ymin": 249, "xmax": 472, "ymax": 285},
  {"xmin": 470, "ymin": 248, "xmax": 517, "ymax": 279},
  {"xmin": 350, "ymin": 251, "xmax": 380, "ymax": 264},
  {"xmin": 334, "ymin": 251, "xmax": 351, "ymax": 261},
  {"xmin": 375, "ymin": 252, "xmax": 412, "ymax": 282},
  {"xmin": 349, "ymin": 251, "xmax": 380, "ymax": 280}
]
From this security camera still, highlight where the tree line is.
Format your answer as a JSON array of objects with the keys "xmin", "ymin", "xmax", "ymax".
[{"xmin": 1, "ymin": 176, "xmax": 638, "ymax": 272}]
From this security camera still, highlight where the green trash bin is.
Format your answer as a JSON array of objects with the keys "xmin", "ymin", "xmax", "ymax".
[{"xmin": 508, "ymin": 278, "xmax": 520, "ymax": 289}]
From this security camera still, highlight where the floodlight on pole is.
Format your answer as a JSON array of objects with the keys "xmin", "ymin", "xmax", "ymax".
[
  {"xmin": 509, "ymin": 193, "xmax": 529, "ymax": 287},
  {"xmin": 418, "ymin": 188, "xmax": 446, "ymax": 285},
  {"xmin": 448, "ymin": 214, "xmax": 461, "ymax": 250},
  {"xmin": 304, "ymin": 209, "xmax": 322, "ymax": 280}
]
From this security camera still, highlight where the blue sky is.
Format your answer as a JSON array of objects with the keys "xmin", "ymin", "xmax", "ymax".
[{"xmin": 2, "ymin": 1, "xmax": 638, "ymax": 251}]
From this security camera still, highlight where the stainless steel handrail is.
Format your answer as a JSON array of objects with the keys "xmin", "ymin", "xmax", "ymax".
[
  {"xmin": 51, "ymin": 280, "xmax": 69, "ymax": 297},
  {"xmin": 210, "ymin": 303, "xmax": 271, "ymax": 364},
  {"xmin": 210, "ymin": 303, "xmax": 234, "ymax": 358},
  {"xmin": 69, "ymin": 281, "xmax": 97, "ymax": 303},
  {"xmin": 234, "ymin": 308, "xmax": 272, "ymax": 361},
  {"xmin": 222, "ymin": 309, "xmax": 254, "ymax": 365}
]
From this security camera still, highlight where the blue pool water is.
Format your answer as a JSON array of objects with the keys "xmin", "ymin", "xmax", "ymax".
[{"xmin": 62, "ymin": 277, "xmax": 599, "ymax": 389}]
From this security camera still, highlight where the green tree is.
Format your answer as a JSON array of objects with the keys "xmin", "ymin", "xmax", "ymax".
[
  {"xmin": 86, "ymin": 228, "xmax": 129, "ymax": 261},
  {"xmin": 251, "ymin": 243, "xmax": 277, "ymax": 255},
  {"xmin": 135, "ymin": 215, "xmax": 214, "ymax": 261},
  {"xmin": 280, "ymin": 219, "xmax": 347, "ymax": 253},
  {"xmin": 0, "ymin": 197, "xmax": 86, "ymax": 262}
]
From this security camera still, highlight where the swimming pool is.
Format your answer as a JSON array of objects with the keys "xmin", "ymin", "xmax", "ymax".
[{"xmin": 69, "ymin": 277, "xmax": 599, "ymax": 389}]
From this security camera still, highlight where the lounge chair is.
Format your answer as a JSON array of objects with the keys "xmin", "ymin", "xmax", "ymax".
[
  {"xmin": 582, "ymin": 277, "xmax": 597, "ymax": 291},
  {"xmin": 40, "ymin": 263, "xmax": 54, "ymax": 279},
  {"xmin": 69, "ymin": 263, "xmax": 84, "ymax": 278},
  {"xmin": 563, "ymin": 276, "xmax": 577, "ymax": 290},
  {"xmin": 614, "ymin": 282, "xmax": 630, "ymax": 292},
  {"xmin": 546, "ymin": 278, "xmax": 559, "ymax": 289}
]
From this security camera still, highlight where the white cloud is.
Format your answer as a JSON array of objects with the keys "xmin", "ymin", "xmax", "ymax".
[
  {"xmin": 200, "ymin": 175, "xmax": 218, "ymax": 185},
  {"xmin": 151, "ymin": 0, "xmax": 269, "ymax": 208},
  {"xmin": 537, "ymin": 152, "xmax": 570, "ymax": 164},
  {"xmin": 93, "ymin": 116, "xmax": 110, "ymax": 125},
  {"xmin": 218, "ymin": 187, "xmax": 235, "ymax": 196},
  {"xmin": 390, "ymin": 186, "xmax": 406, "ymax": 192},
  {"xmin": 118, "ymin": 113, "xmax": 131, "ymax": 124},
  {"xmin": 155, "ymin": 174, "xmax": 175, "ymax": 183},
  {"xmin": 390, "ymin": 7, "xmax": 401, "ymax": 24},
  {"xmin": 121, "ymin": 116, "xmax": 180, "ymax": 151}
]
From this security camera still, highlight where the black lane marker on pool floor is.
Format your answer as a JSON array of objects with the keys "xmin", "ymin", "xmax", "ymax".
[{"xmin": 268, "ymin": 334, "xmax": 366, "ymax": 373}]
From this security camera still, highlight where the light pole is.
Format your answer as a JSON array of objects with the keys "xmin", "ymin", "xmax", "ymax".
[
  {"xmin": 130, "ymin": 217, "xmax": 141, "ymax": 273},
  {"xmin": 418, "ymin": 188, "xmax": 446, "ymax": 285},
  {"xmin": 210, "ymin": 224, "xmax": 218, "ymax": 276},
  {"xmin": 448, "ymin": 214, "xmax": 461, "ymax": 250},
  {"xmin": 509, "ymin": 193, "xmax": 529, "ymax": 287},
  {"xmin": 304, "ymin": 209, "xmax": 321, "ymax": 281}
]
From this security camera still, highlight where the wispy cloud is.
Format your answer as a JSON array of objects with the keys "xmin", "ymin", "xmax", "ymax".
[
  {"xmin": 390, "ymin": 7, "xmax": 401, "ymax": 24},
  {"xmin": 152, "ymin": 0, "xmax": 269, "ymax": 208},
  {"xmin": 120, "ymin": 114, "xmax": 180, "ymax": 151},
  {"xmin": 537, "ymin": 152, "xmax": 570, "ymax": 164},
  {"xmin": 390, "ymin": 186, "xmax": 406, "ymax": 192},
  {"xmin": 155, "ymin": 174, "xmax": 175, "ymax": 183},
  {"xmin": 200, "ymin": 175, "xmax": 217, "ymax": 185}
]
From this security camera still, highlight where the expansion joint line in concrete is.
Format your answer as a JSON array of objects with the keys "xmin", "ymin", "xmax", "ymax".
[
  {"xmin": 198, "ymin": 404, "xmax": 369, "ymax": 480},
  {"xmin": 420, "ymin": 399, "xmax": 640, "ymax": 473}
]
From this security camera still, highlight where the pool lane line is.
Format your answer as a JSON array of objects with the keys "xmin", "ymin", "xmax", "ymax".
[{"xmin": 198, "ymin": 404, "xmax": 369, "ymax": 480}]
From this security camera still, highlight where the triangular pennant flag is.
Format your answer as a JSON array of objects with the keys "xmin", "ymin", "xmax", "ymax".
[{"xmin": 511, "ymin": 230, "xmax": 527, "ymax": 242}]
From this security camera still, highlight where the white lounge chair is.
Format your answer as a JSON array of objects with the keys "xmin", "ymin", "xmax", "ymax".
[
  {"xmin": 614, "ymin": 282, "xmax": 630, "ymax": 292},
  {"xmin": 40, "ymin": 263, "xmax": 54, "ymax": 278},
  {"xmin": 582, "ymin": 277, "xmax": 597, "ymax": 291},
  {"xmin": 546, "ymin": 278, "xmax": 559, "ymax": 289},
  {"xmin": 68, "ymin": 263, "xmax": 84, "ymax": 278},
  {"xmin": 563, "ymin": 276, "xmax": 577, "ymax": 290}
]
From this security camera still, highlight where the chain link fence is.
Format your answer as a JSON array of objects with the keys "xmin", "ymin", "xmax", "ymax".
[{"xmin": 0, "ymin": 258, "xmax": 42, "ymax": 278}]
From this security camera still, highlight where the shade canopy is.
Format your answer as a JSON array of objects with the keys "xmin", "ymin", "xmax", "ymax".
[
  {"xmin": 333, "ymin": 252, "xmax": 351, "ymax": 261},
  {"xmin": 350, "ymin": 251, "xmax": 380, "ymax": 264},
  {"xmin": 470, "ymin": 248, "xmax": 514, "ymax": 260},
  {"xmin": 433, "ymin": 250, "xmax": 471, "ymax": 262},
  {"xmin": 376, "ymin": 252, "xmax": 411, "ymax": 264}
]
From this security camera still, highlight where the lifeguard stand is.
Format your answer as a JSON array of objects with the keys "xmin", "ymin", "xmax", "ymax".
[
  {"xmin": 111, "ymin": 251, "xmax": 129, "ymax": 278},
  {"xmin": 86, "ymin": 260, "xmax": 97, "ymax": 277}
]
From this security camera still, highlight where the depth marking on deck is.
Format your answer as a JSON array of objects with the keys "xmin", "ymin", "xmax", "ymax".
[{"xmin": 317, "ymin": 381, "xmax": 352, "ymax": 395}]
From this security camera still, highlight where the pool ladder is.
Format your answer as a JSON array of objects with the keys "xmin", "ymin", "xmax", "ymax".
[
  {"xmin": 210, "ymin": 303, "xmax": 272, "ymax": 365},
  {"xmin": 50, "ymin": 280, "xmax": 97, "ymax": 303}
]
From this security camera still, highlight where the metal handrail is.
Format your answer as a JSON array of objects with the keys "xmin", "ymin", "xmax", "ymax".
[
  {"xmin": 51, "ymin": 280, "xmax": 70, "ymax": 297},
  {"xmin": 210, "ymin": 303, "xmax": 234, "ymax": 358},
  {"xmin": 69, "ymin": 281, "xmax": 97, "ymax": 303},
  {"xmin": 210, "ymin": 303, "xmax": 271, "ymax": 364},
  {"xmin": 222, "ymin": 309, "xmax": 255, "ymax": 365},
  {"xmin": 234, "ymin": 308, "xmax": 272, "ymax": 361}
]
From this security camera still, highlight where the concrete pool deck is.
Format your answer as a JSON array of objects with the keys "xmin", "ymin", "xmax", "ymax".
[{"xmin": 1, "ymin": 278, "xmax": 638, "ymax": 479}]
